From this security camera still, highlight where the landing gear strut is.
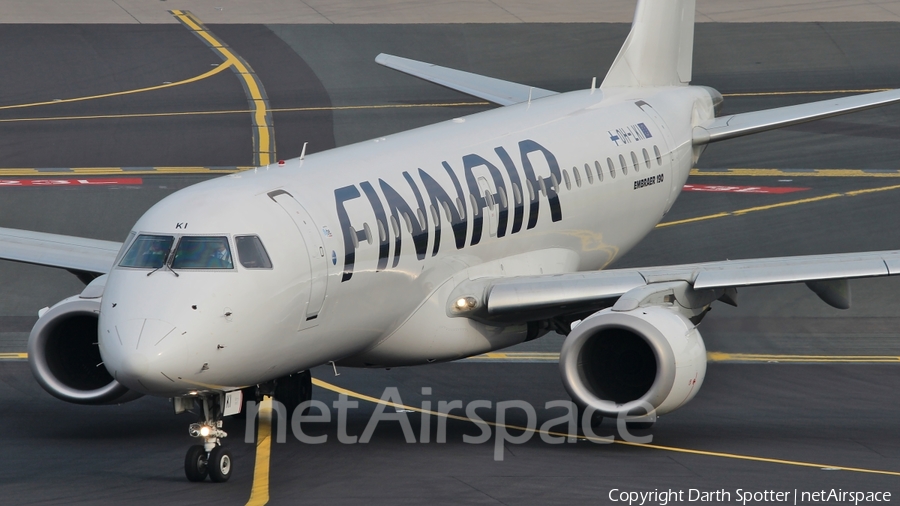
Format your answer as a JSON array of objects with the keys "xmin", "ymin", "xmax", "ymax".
[{"xmin": 184, "ymin": 394, "xmax": 232, "ymax": 482}]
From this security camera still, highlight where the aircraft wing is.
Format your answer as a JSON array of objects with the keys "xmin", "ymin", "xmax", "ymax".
[
  {"xmin": 456, "ymin": 250, "xmax": 900, "ymax": 322},
  {"xmin": 693, "ymin": 88, "xmax": 900, "ymax": 145},
  {"xmin": 375, "ymin": 53, "xmax": 559, "ymax": 106},
  {"xmin": 0, "ymin": 227, "xmax": 121, "ymax": 280}
]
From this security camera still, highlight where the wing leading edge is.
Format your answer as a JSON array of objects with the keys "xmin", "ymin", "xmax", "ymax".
[
  {"xmin": 458, "ymin": 250, "xmax": 900, "ymax": 322},
  {"xmin": 0, "ymin": 227, "xmax": 121, "ymax": 281},
  {"xmin": 375, "ymin": 54, "xmax": 558, "ymax": 106}
]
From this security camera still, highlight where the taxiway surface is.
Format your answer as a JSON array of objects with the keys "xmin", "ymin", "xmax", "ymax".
[{"xmin": 1, "ymin": 19, "xmax": 899, "ymax": 506}]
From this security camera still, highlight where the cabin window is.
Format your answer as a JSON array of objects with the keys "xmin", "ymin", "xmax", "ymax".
[
  {"xmin": 483, "ymin": 189, "xmax": 494, "ymax": 208},
  {"xmin": 469, "ymin": 194, "xmax": 480, "ymax": 216},
  {"xmin": 512, "ymin": 182, "xmax": 523, "ymax": 204},
  {"xmin": 619, "ymin": 154, "xmax": 628, "ymax": 176},
  {"xmin": 573, "ymin": 166, "xmax": 582, "ymax": 187},
  {"xmin": 172, "ymin": 236, "xmax": 234, "ymax": 269},
  {"xmin": 441, "ymin": 201, "xmax": 452, "ymax": 221},
  {"xmin": 562, "ymin": 169, "xmax": 572, "ymax": 190},
  {"xmin": 498, "ymin": 186, "xmax": 509, "ymax": 207},
  {"xmin": 236, "ymin": 236, "xmax": 273, "ymax": 269},
  {"xmin": 118, "ymin": 234, "xmax": 174, "ymax": 269},
  {"xmin": 376, "ymin": 219, "xmax": 387, "ymax": 242},
  {"xmin": 350, "ymin": 227, "xmax": 359, "ymax": 248},
  {"xmin": 594, "ymin": 161, "xmax": 602, "ymax": 182},
  {"xmin": 389, "ymin": 215, "xmax": 400, "ymax": 237},
  {"xmin": 429, "ymin": 205, "xmax": 439, "ymax": 224},
  {"xmin": 526, "ymin": 180, "xmax": 535, "ymax": 201},
  {"xmin": 363, "ymin": 223, "xmax": 374, "ymax": 245},
  {"xmin": 607, "ymin": 158, "xmax": 616, "ymax": 179},
  {"xmin": 654, "ymin": 145, "xmax": 662, "ymax": 165},
  {"xmin": 416, "ymin": 209, "xmax": 427, "ymax": 228},
  {"xmin": 456, "ymin": 198, "xmax": 466, "ymax": 220},
  {"xmin": 631, "ymin": 151, "xmax": 639, "ymax": 172},
  {"xmin": 550, "ymin": 174, "xmax": 560, "ymax": 193},
  {"xmin": 402, "ymin": 212, "xmax": 413, "ymax": 234},
  {"xmin": 642, "ymin": 148, "xmax": 652, "ymax": 169},
  {"xmin": 538, "ymin": 177, "xmax": 547, "ymax": 196},
  {"xmin": 585, "ymin": 163, "xmax": 594, "ymax": 184}
]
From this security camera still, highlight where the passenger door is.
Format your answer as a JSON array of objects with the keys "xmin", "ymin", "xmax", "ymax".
[{"xmin": 269, "ymin": 190, "xmax": 328, "ymax": 327}]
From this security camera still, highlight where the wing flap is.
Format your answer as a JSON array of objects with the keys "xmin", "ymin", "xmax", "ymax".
[
  {"xmin": 693, "ymin": 88, "xmax": 900, "ymax": 145},
  {"xmin": 0, "ymin": 227, "xmax": 121, "ymax": 274},
  {"xmin": 375, "ymin": 53, "xmax": 558, "ymax": 106}
]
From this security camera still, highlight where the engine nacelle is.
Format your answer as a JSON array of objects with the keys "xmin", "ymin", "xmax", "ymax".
[
  {"xmin": 559, "ymin": 305, "xmax": 706, "ymax": 418},
  {"xmin": 28, "ymin": 290, "xmax": 141, "ymax": 405}
]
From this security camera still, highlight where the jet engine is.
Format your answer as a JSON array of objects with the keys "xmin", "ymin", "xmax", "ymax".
[
  {"xmin": 28, "ymin": 282, "xmax": 141, "ymax": 405},
  {"xmin": 559, "ymin": 305, "xmax": 706, "ymax": 418}
]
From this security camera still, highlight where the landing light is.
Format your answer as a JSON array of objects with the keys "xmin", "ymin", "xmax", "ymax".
[
  {"xmin": 188, "ymin": 422, "xmax": 215, "ymax": 438},
  {"xmin": 454, "ymin": 296, "xmax": 477, "ymax": 312}
]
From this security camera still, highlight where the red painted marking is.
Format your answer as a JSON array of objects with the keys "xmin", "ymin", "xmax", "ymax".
[
  {"xmin": 682, "ymin": 184, "xmax": 809, "ymax": 194},
  {"xmin": 0, "ymin": 178, "xmax": 143, "ymax": 187}
]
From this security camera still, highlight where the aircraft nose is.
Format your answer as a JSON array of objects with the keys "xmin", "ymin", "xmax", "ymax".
[
  {"xmin": 119, "ymin": 351, "xmax": 149, "ymax": 378},
  {"xmin": 100, "ymin": 317, "xmax": 183, "ymax": 394}
]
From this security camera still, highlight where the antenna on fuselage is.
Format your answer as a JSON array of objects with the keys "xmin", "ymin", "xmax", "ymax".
[
  {"xmin": 591, "ymin": 77, "xmax": 597, "ymax": 95},
  {"xmin": 300, "ymin": 141, "xmax": 308, "ymax": 161}
]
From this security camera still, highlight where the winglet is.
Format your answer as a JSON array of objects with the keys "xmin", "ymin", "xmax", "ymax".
[{"xmin": 601, "ymin": 0, "xmax": 696, "ymax": 89}]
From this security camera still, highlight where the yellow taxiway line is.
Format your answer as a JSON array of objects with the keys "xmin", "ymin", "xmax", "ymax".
[
  {"xmin": 0, "ymin": 167, "xmax": 250, "ymax": 176},
  {"xmin": 0, "ymin": 101, "xmax": 491, "ymax": 125},
  {"xmin": 708, "ymin": 352, "xmax": 900, "ymax": 363},
  {"xmin": 245, "ymin": 396, "xmax": 273, "ymax": 506},
  {"xmin": 171, "ymin": 10, "xmax": 275, "ymax": 167},
  {"xmin": 311, "ymin": 377, "xmax": 900, "ymax": 477},
  {"xmin": 2, "ymin": 165, "xmax": 897, "ymax": 178},
  {"xmin": 465, "ymin": 352, "xmax": 900, "ymax": 364},
  {"xmin": 722, "ymin": 88, "xmax": 891, "ymax": 97},
  {"xmin": 3, "ymin": 351, "xmax": 898, "ymax": 364},
  {"xmin": 691, "ymin": 168, "xmax": 900, "ymax": 177},
  {"xmin": 0, "ymin": 62, "xmax": 232, "ymax": 112},
  {"xmin": 657, "ymin": 183, "xmax": 900, "ymax": 228}
]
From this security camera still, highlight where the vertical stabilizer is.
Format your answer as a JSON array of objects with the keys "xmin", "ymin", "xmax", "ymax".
[{"xmin": 601, "ymin": 0, "xmax": 695, "ymax": 89}]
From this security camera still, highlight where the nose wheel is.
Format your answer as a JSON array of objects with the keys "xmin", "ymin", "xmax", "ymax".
[
  {"xmin": 183, "ymin": 394, "xmax": 232, "ymax": 483},
  {"xmin": 184, "ymin": 445, "xmax": 208, "ymax": 482}
]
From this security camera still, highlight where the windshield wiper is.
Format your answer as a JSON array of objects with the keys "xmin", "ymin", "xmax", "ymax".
[{"xmin": 147, "ymin": 254, "xmax": 179, "ymax": 277}]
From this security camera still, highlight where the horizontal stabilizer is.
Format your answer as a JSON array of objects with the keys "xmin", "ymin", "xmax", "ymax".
[
  {"xmin": 0, "ymin": 227, "xmax": 121, "ymax": 275},
  {"xmin": 693, "ymin": 88, "xmax": 900, "ymax": 145},
  {"xmin": 375, "ymin": 53, "xmax": 558, "ymax": 106}
]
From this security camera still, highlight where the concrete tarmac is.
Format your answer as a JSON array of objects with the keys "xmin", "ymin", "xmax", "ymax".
[
  {"xmin": 0, "ymin": 17, "xmax": 899, "ymax": 506},
  {"xmin": 2, "ymin": 0, "xmax": 900, "ymax": 23}
]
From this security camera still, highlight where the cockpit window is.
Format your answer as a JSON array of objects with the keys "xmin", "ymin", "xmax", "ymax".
[
  {"xmin": 235, "ymin": 236, "xmax": 273, "ymax": 269},
  {"xmin": 118, "ymin": 234, "xmax": 174, "ymax": 269},
  {"xmin": 171, "ymin": 236, "xmax": 234, "ymax": 269}
]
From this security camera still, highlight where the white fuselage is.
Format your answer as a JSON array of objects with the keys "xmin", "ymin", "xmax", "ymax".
[{"xmin": 97, "ymin": 85, "xmax": 715, "ymax": 397}]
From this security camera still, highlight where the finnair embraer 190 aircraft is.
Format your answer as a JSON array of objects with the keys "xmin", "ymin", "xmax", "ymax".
[{"xmin": 3, "ymin": 0, "xmax": 900, "ymax": 483}]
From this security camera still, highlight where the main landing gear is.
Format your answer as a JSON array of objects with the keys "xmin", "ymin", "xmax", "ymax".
[{"xmin": 184, "ymin": 395, "xmax": 232, "ymax": 483}]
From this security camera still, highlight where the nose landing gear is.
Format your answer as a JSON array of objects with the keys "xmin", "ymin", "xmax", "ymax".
[{"xmin": 184, "ymin": 394, "xmax": 232, "ymax": 482}]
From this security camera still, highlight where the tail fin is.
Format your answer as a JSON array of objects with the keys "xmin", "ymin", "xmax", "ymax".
[{"xmin": 601, "ymin": 0, "xmax": 696, "ymax": 89}]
